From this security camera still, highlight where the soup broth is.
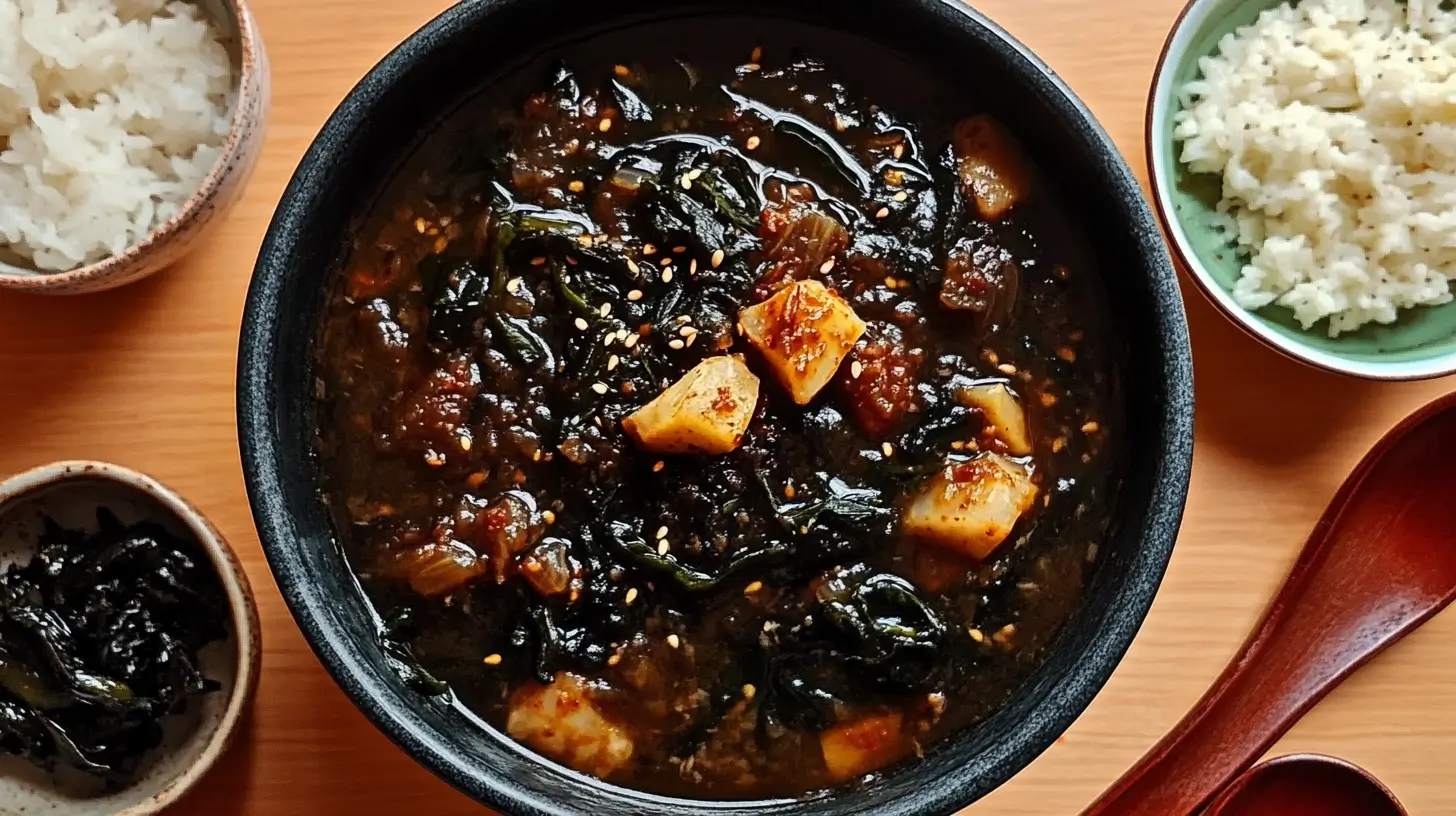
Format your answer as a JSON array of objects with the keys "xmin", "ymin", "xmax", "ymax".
[{"xmin": 314, "ymin": 20, "xmax": 1121, "ymax": 800}]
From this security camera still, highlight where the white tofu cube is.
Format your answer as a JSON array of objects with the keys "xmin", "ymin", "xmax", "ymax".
[
  {"xmin": 902, "ymin": 453, "xmax": 1037, "ymax": 560},
  {"xmin": 622, "ymin": 355, "xmax": 759, "ymax": 455},
  {"xmin": 739, "ymin": 280, "xmax": 866, "ymax": 405}
]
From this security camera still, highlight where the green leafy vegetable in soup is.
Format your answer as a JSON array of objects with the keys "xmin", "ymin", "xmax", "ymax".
[{"xmin": 315, "ymin": 40, "xmax": 1119, "ymax": 799}]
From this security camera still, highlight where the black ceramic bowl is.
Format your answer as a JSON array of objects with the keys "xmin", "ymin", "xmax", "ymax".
[{"xmin": 238, "ymin": 1, "xmax": 1194, "ymax": 813}]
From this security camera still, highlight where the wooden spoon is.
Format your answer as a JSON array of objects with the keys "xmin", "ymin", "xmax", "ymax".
[
  {"xmin": 1083, "ymin": 392, "xmax": 1456, "ymax": 816},
  {"xmin": 1203, "ymin": 754, "xmax": 1407, "ymax": 816}
]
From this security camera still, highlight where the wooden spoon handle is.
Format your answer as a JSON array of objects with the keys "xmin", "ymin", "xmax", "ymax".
[{"xmin": 1083, "ymin": 396, "xmax": 1456, "ymax": 816}]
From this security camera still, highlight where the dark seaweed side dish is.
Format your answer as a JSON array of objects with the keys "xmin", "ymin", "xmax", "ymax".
[
  {"xmin": 0, "ymin": 510, "xmax": 228, "ymax": 784},
  {"xmin": 315, "ymin": 34, "xmax": 1121, "ymax": 800}
]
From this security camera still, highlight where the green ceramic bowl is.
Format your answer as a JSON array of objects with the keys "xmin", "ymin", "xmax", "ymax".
[{"xmin": 1147, "ymin": 0, "xmax": 1456, "ymax": 380}]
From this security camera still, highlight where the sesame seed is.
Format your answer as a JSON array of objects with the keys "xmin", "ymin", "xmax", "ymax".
[
  {"xmin": 784, "ymin": 484, "xmax": 796, "ymax": 498},
  {"xmin": 668, "ymin": 339, "xmax": 685, "ymax": 350},
  {"xmin": 662, "ymin": 268, "xmax": 674, "ymax": 283},
  {"xmin": 542, "ymin": 510, "xmax": 557, "ymax": 524},
  {"xmin": 657, "ymin": 540, "xmax": 670, "ymax": 555},
  {"xmin": 744, "ymin": 581, "xmax": 763, "ymax": 595},
  {"xmin": 686, "ymin": 169, "xmax": 704, "ymax": 181},
  {"xmin": 711, "ymin": 249, "xmax": 725, "ymax": 267},
  {"xmin": 459, "ymin": 435, "xmax": 473, "ymax": 451},
  {"xmin": 602, "ymin": 333, "xmax": 615, "ymax": 347},
  {"xmin": 414, "ymin": 218, "xmax": 428, "ymax": 234},
  {"xmin": 679, "ymin": 326, "xmax": 697, "ymax": 337},
  {"xmin": 742, "ymin": 683, "xmax": 756, "ymax": 700},
  {"xmin": 1052, "ymin": 437, "xmax": 1067, "ymax": 453},
  {"xmin": 675, "ymin": 314, "xmax": 692, "ymax": 324},
  {"xmin": 653, "ymin": 460, "xmax": 665, "ymax": 472},
  {"xmin": 591, "ymin": 382, "xmax": 609, "ymax": 395},
  {"xmin": 884, "ymin": 276, "xmax": 897, "ymax": 289},
  {"xmin": 894, "ymin": 191, "xmax": 908, "ymax": 202},
  {"xmin": 625, "ymin": 588, "xmax": 638, "ymax": 605},
  {"xmin": 599, "ymin": 117, "xmax": 613, "ymax": 132},
  {"xmin": 690, "ymin": 258, "xmax": 698, "ymax": 275},
  {"xmin": 624, "ymin": 334, "xmax": 640, "ymax": 349},
  {"xmin": 1058, "ymin": 347, "xmax": 1078, "ymax": 363},
  {"xmin": 750, "ymin": 46, "xmax": 762, "ymax": 62},
  {"xmin": 530, "ymin": 256, "xmax": 546, "ymax": 266},
  {"xmin": 819, "ymin": 258, "xmax": 835, "ymax": 274},
  {"xmin": 745, "ymin": 135, "xmax": 761, "ymax": 150},
  {"xmin": 743, "ymin": 62, "xmax": 760, "ymax": 72},
  {"xmin": 507, "ymin": 278, "xmax": 522, "ymax": 294},
  {"xmin": 882, "ymin": 442, "xmax": 895, "ymax": 456},
  {"xmin": 597, "ymin": 303, "xmax": 611, "ymax": 318},
  {"xmin": 607, "ymin": 653, "xmax": 621, "ymax": 666},
  {"xmin": 680, "ymin": 174, "xmax": 693, "ymax": 190},
  {"xmin": 483, "ymin": 654, "xmax": 503, "ymax": 665},
  {"xmin": 998, "ymin": 363, "xmax": 1018, "ymax": 375},
  {"xmin": 893, "ymin": 143, "xmax": 905, "ymax": 160},
  {"xmin": 627, "ymin": 289, "xmax": 643, "ymax": 301},
  {"xmin": 660, "ymin": 256, "xmax": 673, "ymax": 266},
  {"xmin": 614, "ymin": 64, "xmax": 630, "ymax": 78},
  {"xmin": 1082, "ymin": 421, "xmax": 1101, "ymax": 434},
  {"xmin": 672, "ymin": 245, "xmax": 687, "ymax": 254},
  {"xmin": 685, "ymin": 333, "xmax": 697, "ymax": 347},
  {"xmin": 574, "ymin": 317, "xmax": 589, "ymax": 331},
  {"xmin": 968, "ymin": 628, "xmax": 986, "ymax": 643},
  {"xmin": 875, "ymin": 207, "xmax": 890, "ymax": 219},
  {"xmin": 576, "ymin": 234, "xmax": 593, "ymax": 247},
  {"xmin": 667, "ymin": 634, "xmax": 681, "ymax": 648},
  {"xmin": 627, "ymin": 259, "xmax": 640, "ymax": 275},
  {"xmin": 851, "ymin": 360, "xmax": 863, "ymax": 379},
  {"xmin": 643, "ymin": 243, "xmax": 657, "ymax": 255},
  {"xmin": 656, "ymin": 525, "xmax": 669, "ymax": 540},
  {"xmin": 568, "ymin": 180, "xmax": 585, "ymax": 193},
  {"xmin": 607, "ymin": 354, "xmax": 620, "ymax": 371}
]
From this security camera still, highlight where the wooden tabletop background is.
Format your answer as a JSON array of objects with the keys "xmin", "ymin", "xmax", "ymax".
[{"xmin": 1, "ymin": 0, "xmax": 1454, "ymax": 813}]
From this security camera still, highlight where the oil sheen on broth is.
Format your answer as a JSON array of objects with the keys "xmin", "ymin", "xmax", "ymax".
[{"xmin": 315, "ymin": 24, "xmax": 1121, "ymax": 800}]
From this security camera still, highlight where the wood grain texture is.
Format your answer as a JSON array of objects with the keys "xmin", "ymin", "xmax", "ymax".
[{"xmin": 0, "ymin": 0, "xmax": 1452, "ymax": 813}]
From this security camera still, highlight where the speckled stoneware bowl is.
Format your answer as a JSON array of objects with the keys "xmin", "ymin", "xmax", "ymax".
[
  {"xmin": 0, "ymin": 0, "xmax": 270, "ymax": 295},
  {"xmin": 1148, "ymin": 0, "xmax": 1456, "ymax": 380},
  {"xmin": 0, "ymin": 461, "xmax": 261, "ymax": 816},
  {"xmin": 239, "ymin": 0, "xmax": 1194, "ymax": 813}
]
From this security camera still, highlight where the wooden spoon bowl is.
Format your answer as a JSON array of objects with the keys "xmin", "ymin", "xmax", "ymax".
[{"xmin": 1204, "ymin": 755, "xmax": 1406, "ymax": 816}]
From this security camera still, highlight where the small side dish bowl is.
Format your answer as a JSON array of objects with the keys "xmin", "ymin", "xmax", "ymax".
[
  {"xmin": 0, "ymin": 461, "xmax": 261, "ymax": 816},
  {"xmin": 1147, "ymin": 0, "xmax": 1456, "ymax": 380},
  {"xmin": 0, "ymin": 0, "xmax": 270, "ymax": 296}
]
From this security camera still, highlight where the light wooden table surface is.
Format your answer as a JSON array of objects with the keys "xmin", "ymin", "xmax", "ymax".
[{"xmin": 2, "ymin": 0, "xmax": 1454, "ymax": 813}]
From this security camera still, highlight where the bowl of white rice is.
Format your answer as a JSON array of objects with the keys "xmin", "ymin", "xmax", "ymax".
[
  {"xmin": 0, "ymin": 0, "xmax": 268, "ymax": 295},
  {"xmin": 1148, "ymin": 0, "xmax": 1456, "ymax": 380}
]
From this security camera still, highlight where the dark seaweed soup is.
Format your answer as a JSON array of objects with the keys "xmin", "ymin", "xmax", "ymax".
[{"xmin": 314, "ymin": 20, "xmax": 1121, "ymax": 801}]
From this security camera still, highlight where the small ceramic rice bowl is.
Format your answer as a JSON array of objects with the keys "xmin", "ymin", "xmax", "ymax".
[
  {"xmin": 1147, "ymin": 0, "xmax": 1456, "ymax": 380},
  {"xmin": 0, "ymin": 0, "xmax": 270, "ymax": 295}
]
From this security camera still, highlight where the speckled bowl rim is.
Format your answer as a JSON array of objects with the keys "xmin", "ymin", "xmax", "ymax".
[
  {"xmin": 239, "ymin": 1, "xmax": 1195, "ymax": 813},
  {"xmin": 1145, "ymin": 0, "xmax": 1456, "ymax": 382},
  {"xmin": 0, "ymin": 0, "xmax": 266, "ymax": 289},
  {"xmin": 0, "ymin": 460, "xmax": 262, "ymax": 816}
]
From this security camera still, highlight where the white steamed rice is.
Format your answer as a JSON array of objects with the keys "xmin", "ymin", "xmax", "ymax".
[
  {"xmin": 0, "ymin": 0, "xmax": 233, "ymax": 272},
  {"xmin": 1174, "ymin": 0, "xmax": 1456, "ymax": 336}
]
